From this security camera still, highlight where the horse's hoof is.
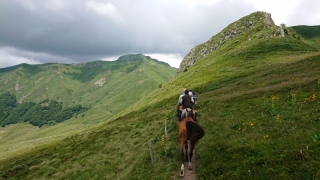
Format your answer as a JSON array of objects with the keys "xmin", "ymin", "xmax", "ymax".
[{"xmin": 179, "ymin": 170, "xmax": 184, "ymax": 177}]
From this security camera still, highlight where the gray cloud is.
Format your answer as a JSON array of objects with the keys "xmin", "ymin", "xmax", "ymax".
[
  {"xmin": 0, "ymin": 0, "xmax": 319, "ymax": 68},
  {"xmin": 286, "ymin": 0, "xmax": 320, "ymax": 26}
]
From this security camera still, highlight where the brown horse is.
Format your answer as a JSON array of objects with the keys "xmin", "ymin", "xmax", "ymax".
[{"xmin": 178, "ymin": 110, "xmax": 205, "ymax": 176}]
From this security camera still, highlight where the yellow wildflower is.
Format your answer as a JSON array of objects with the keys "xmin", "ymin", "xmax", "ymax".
[{"xmin": 264, "ymin": 135, "xmax": 268, "ymax": 139}]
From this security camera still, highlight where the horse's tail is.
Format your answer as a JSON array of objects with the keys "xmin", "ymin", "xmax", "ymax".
[{"xmin": 186, "ymin": 121, "xmax": 205, "ymax": 144}]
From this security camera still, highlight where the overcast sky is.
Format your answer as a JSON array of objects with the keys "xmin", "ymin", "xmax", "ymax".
[{"xmin": 1, "ymin": 0, "xmax": 319, "ymax": 69}]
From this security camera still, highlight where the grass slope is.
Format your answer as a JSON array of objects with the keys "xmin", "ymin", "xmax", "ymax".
[
  {"xmin": 0, "ymin": 57, "xmax": 175, "ymax": 108},
  {"xmin": 1, "ymin": 13, "xmax": 320, "ymax": 179},
  {"xmin": 0, "ymin": 56, "xmax": 176, "ymax": 159}
]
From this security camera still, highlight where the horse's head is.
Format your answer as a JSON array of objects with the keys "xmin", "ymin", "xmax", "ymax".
[
  {"xmin": 186, "ymin": 110, "xmax": 195, "ymax": 121},
  {"xmin": 186, "ymin": 110, "xmax": 194, "ymax": 117}
]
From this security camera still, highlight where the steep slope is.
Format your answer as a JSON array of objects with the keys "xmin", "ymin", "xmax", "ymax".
[
  {"xmin": 1, "ymin": 11, "xmax": 320, "ymax": 179},
  {"xmin": 177, "ymin": 11, "xmax": 280, "ymax": 73}
]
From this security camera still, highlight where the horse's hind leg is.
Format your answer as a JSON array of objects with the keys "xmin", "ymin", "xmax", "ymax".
[
  {"xmin": 185, "ymin": 141, "xmax": 188, "ymax": 160},
  {"xmin": 188, "ymin": 142, "xmax": 196, "ymax": 170},
  {"xmin": 179, "ymin": 164, "xmax": 185, "ymax": 177},
  {"xmin": 179, "ymin": 141, "xmax": 186, "ymax": 176},
  {"xmin": 180, "ymin": 140, "xmax": 187, "ymax": 163}
]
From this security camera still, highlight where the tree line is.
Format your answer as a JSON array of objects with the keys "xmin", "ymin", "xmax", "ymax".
[{"xmin": 0, "ymin": 92, "xmax": 89, "ymax": 127}]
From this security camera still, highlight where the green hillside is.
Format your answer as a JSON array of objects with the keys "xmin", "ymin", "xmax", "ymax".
[
  {"xmin": 0, "ymin": 54, "xmax": 176, "ymax": 159},
  {"xmin": 0, "ymin": 54, "xmax": 175, "ymax": 107},
  {"xmin": 1, "ymin": 11, "xmax": 320, "ymax": 179},
  {"xmin": 291, "ymin": 25, "xmax": 320, "ymax": 49}
]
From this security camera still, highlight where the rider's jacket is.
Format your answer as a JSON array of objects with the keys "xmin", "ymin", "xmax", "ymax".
[{"xmin": 181, "ymin": 94, "xmax": 194, "ymax": 109}]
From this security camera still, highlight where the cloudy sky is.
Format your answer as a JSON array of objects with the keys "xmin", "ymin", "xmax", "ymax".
[{"xmin": 1, "ymin": 0, "xmax": 319, "ymax": 69}]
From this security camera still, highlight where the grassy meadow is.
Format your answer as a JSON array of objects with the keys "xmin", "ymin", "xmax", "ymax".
[
  {"xmin": 1, "ymin": 12, "xmax": 320, "ymax": 179},
  {"xmin": 1, "ymin": 44, "xmax": 319, "ymax": 180}
]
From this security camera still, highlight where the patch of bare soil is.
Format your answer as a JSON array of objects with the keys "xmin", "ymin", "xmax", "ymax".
[
  {"xmin": 94, "ymin": 78, "xmax": 106, "ymax": 86},
  {"xmin": 15, "ymin": 76, "xmax": 20, "ymax": 90}
]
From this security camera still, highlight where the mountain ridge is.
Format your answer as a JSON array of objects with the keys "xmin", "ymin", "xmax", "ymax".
[
  {"xmin": 177, "ymin": 11, "xmax": 318, "ymax": 73},
  {"xmin": 0, "ymin": 54, "xmax": 176, "ymax": 135},
  {"xmin": 0, "ymin": 54, "xmax": 175, "ymax": 105}
]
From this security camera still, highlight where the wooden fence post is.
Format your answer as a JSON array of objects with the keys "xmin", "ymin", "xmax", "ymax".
[
  {"xmin": 164, "ymin": 119, "xmax": 168, "ymax": 136},
  {"xmin": 149, "ymin": 140, "xmax": 153, "ymax": 164}
]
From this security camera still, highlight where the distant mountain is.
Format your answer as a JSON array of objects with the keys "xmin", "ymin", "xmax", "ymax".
[
  {"xmin": 291, "ymin": 25, "xmax": 320, "ymax": 49},
  {"xmin": 0, "ymin": 54, "xmax": 176, "ymax": 126}
]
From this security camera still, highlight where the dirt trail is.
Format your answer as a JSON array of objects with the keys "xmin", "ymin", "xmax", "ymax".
[
  {"xmin": 172, "ymin": 143, "xmax": 197, "ymax": 180},
  {"xmin": 181, "ymin": 152, "xmax": 197, "ymax": 180}
]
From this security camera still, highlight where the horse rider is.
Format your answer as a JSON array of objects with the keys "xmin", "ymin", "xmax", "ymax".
[
  {"xmin": 189, "ymin": 90, "xmax": 198, "ymax": 121},
  {"xmin": 177, "ymin": 88, "xmax": 186, "ymax": 120},
  {"xmin": 177, "ymin": 90, "xmax": 185, "ymax": 106},
  {"xmin": 190, "ymin": 90, "xmax": 196, "ymax": 104},
  {"xmin": 179, "ymin": 89, "xmax": 195, "ymax": 121}
]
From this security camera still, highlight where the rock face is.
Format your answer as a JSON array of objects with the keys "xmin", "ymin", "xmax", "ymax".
[{"xmin": 177, "ymin": 11, "xmax": 282, "ymax": 73}]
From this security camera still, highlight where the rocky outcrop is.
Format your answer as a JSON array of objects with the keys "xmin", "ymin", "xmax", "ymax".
[{"xmin": 177, "ymin": 11, "xmax": 283, "ymax": 73}]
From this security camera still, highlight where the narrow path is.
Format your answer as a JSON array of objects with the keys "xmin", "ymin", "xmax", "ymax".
[
  {"xmin": 172, "ymin": 141, "xmax": 197, "ymax": 180},
  {"xmin": 181, "ymin": 151, "xmax": 196, "ymax": 180}
]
